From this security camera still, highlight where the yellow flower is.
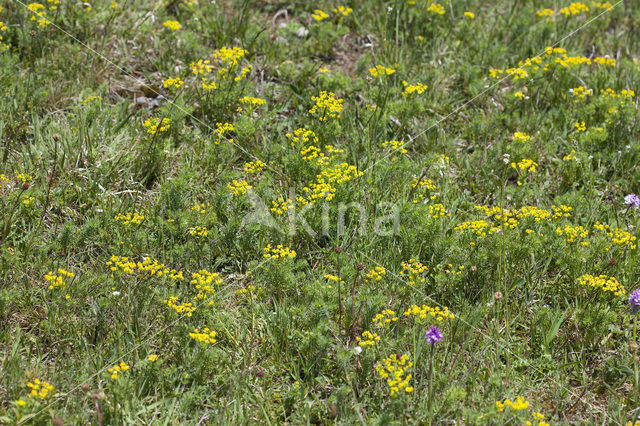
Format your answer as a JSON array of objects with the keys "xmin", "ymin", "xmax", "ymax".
[
  {"xmin": 148, "ymin": 354, "xmax": 159, "ymax": 362},
  {"xmin": 333, "ymin": 6, "xmax": 353, "ymax": 17},
  {"xmin": 163, "ymin": 20, "xmax": 182, "ymax": 31},
  {"xmin": 143, "ymin": 117, "xmax": 171, "ymax": 135},
  {"xmin": 463, "ymin": 11, "xmax": 475, "ymax": 19},
  {"xmin": 163, "ymin": 77, "xmax": 184, "ymax": 89},
  {"xmin": 513, "ymin": 131, "xmax": 530, "ymax": 142},
  {"xmin": 369, "ymin": 65, "xmax": 396, "ymax": 77},
  {"xmin": 309, "ymin": 91, "xmax": 344, "ymax": 121},
  {"xmin": 227, "ymin": 179, "xmax": 252, "ymax": 195},
  {"xmin": 427, "ymin": 3, "xmax": 445, "ymax": 15},
  {"xmin": 263, "ymin": 244, "xmax": 296, "ymax": 261},
  {"xmin": 311, "ymin": 9, "xmax": 329, "ymax": 21},
  {"xmin": 401, "ymin": 81, "xmax": 428, "ymax": 96},
  {"xmin": 189, "ymin": 327, "xmax": 217, "ymax": 344},
  {"xmin": 536, "ymin": 8, "xmax": 554, "ymax": 18}
]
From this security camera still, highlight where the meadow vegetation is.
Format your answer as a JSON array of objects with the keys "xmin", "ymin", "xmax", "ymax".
[{"xmin": 1, "ymin": 0, "xmax": 640, "ymax": 423}]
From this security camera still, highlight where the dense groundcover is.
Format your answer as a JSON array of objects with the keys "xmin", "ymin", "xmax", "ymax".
[{"xmin": 1, "ymin": 0, "xmax": 640, "ymax": 424}]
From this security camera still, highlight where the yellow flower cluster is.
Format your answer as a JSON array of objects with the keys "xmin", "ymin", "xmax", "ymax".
[
  {"xmin": 22, "ymin": 195, "xmax": 36, "ymax": 207},
  {"xmin": 106, "ymin": 256, "xmax": 185, "ymax": 281},
  {"xmin": 299, "ymin": 144, "xmax": 343, "ymax": 167},
  {"xmin": 412, "ymin": 177, "xmax": 438, "ymax": 204},
  {"xmin": 163, "ymin": 77, "xmax": 184, "ymax": 89},
  {"xmin": 356, "ymin": 330, "xmax": 380, "ymax": 348},
  {"xmin": 428, "ymin": 203, "xmax": 450, "ymax": 218},
  {"xmin": 577, "ymin": 274, "xmax": 625, "ymax": 296},
  {"xmin": 495, "ymin": 397, "xmax": 549, "ymax": 425},
  {"xmin": 312, "ymin": 6, "xmax": 352, "ymax": 21},
  {"xmin": 28, "ymin": 3, "xmax": 51, "ymax": 28},
  {"xmin": 191, "ymin": 47, "xmax": 251, "ymax": 88},
  {"xmin": 443, "ymin": 264, "xmax": 465, "ymax": 275},
  {"xmin": 569, "ymin": 86, "xmax": 592, "ymax": 102},
  {"xmin": 244, "ymin": 160, "xmax": 265, "ymax": 173},
  {"xmin": 143, "ymin": 117, "xmax": 171, "ymax": 135},
  {"xmin": 309, "ymin": 91, "xmax": 343, "ymax": 121},
  {"xmin": 191, "ymin": 202, "xmax": 210, "ymax": 214},
  {"xmin": 473, "ymin": 206, "xmax": 518, "ymax": 230},
  {"xmin": 0, "ymin": 9, "xmax": 5, "ymax": 51},
  {"xmin": 45, "ymin": 269, "xmax": 74, "ymax": 290},
  {"xmin": 574, "ymin": 121, "xmax": 586, "ymax": 132},
  {"xmin": 511, "ymin": 158, "xmax": 537, "ymax": 173},
  {"xmin": 15, "ymin": 172, "xmax": 31, "ymax": 183},
  {"xmin": 263, "ymin": 244, "xmax": 296, "ymax": 261},
  {"xmin": 594, "ymin": 222, "xmax": 637, "ymax": 250},
  {"xmin": 114, "ymin": 212, "xmax": 144, "ymax": 225},
  {"xmin": 365, "ymin": 266, "xmax": 386, "ymax": 282},
  {"xmin": 23, "ymin": 378, "xmax": 54, "ymax": 402},
  {"xmin": 189, "ymin": 327, "xmax": 217, "ymax": 344},
  {"xmin": 165, "ymin": 296, "xmax": 196, "ymax": 316},
  {"xmin": 286, "ymin": 127, "xmax": 318, "ymax": 147},
  {"xmin": 592, "ymin": 1, "xmax": 614, "ymax": 10},
  {"xmin": 372, "ymin": 309, "xmax": 398, "ymax": 327},
  {"xmin": 191, "ymin": 269, "xmax": 222, "ymax": 287},
  {"xmin": 227, "ymin": 179, "xmax": 252, "ymax": 195},
  {"xmin": 381, "ymin": 140, "xmax": 407, "ymax": 155},
  {"xmin": 454, "ymin": 220, "xmax": 490, "ymax": 238},
  {"xmin": 601, "ymin": 88, "xmax": 635, "ymax": 99},
  {"xmin": 496, "ymin": 396, "xmax": 529, "ymax": 412},
  {"xmin": 191, "ymin": 59, "xmax": 213, "ymax": 75},
  {"xmin": 333, "ymin": 6, "xmax": 353, "ymax": 17},
  {"xmin": 188, "ymin": 226, "xmax": 208, "ymax": 238},
  {"xmin": 556, "ymin": 224, "xmax": 589, "ymax": 245},
  {"xmin": 376, "ymin": 354, "xmax": 414, "ymax": 397},
  {"xmin": 464, "ymin": 11, "xmax": 475, "ymax": 19},
  {"xmin": 369, "ymin": 65, "xmax": 396, "ymax": 77},
  {"xmin": 427, "ymin": 2, "xmax": 445, "ymax": 15},
  {"xmin": 559, "ymin": 2, "xmax": 590, "ymax": 16},
  {"xmin": 403, "ymin": 304, "xmax": 455, "ymax": 321},
  {"xmin": 163, "ymin": 20, "xmax": 182, "ymax": 31},
  {"xmin": 107, "ymin": 362, "xmax": 130, "ymax": 380},
  {"xmin": 401, "ymin": 81, "xmax": 428, "ymax": 96},
  {"xmin": 214, "ymin": 122, "xmax": 234, "ymax": 144},
  {"xmin": 536, "ymin": 8, "xmax": 554, "ymax": 17},
  {"xmin": 311, "ymin": 9, "xmax": 329, "ymax": 21},
  {"xmin": 324, "ymin": 274, "xmax": 343, "ymax": 282},
  {"xmin": 270, "ymin": 197, "xmax": 295, "ymax": 215},
  {"xmin": 401, "ymin": 258, "xmax": 428, "ymax": 286},
  {"xmin": 238, "ymin": 96, "xmax": 266, "ymax": 106},
  {"xmin": 513, "ymin": 131, "xmax": 531, "ymax": 142},
  {"xmin": 236, "ymin": 285, "xmax": 262, "ymax": 299},
  {"xmin": 81, "ymin": 95, "xmax": 102, "ymax": 105},
  {"xmin": 297, "ymin": 163, "xmax": 362, "ymax": 206},
  {"xmin": 212, "ymin": 46, "xmax": 248, "ymax": 68},
  {"xmin": 489, "ymin": 47, "xmax": 613, "ymax": 82}
]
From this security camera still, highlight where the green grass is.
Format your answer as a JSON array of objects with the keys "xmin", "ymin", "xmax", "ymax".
[{"xmin": 1, "ymin": 0, "xmax": 640, "ymax": 424}]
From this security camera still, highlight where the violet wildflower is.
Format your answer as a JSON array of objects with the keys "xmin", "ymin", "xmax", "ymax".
[
  {"xmin": 625, "ymin": 194, "xmax": 640, "ymax": 208},
  {"xmin": 425, "ymin": 326, "xmax": 443, "ymax": 343},
  {"xmin": 629, "ymin": 289, "xmax": 640, "ymax": 313}
]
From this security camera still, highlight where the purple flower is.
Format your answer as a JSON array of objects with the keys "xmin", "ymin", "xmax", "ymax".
[
  {"xmin": 625, "ymin": 194, "xmax": 640, "ymax": 208},
  {"xmin": 629, "ymin": 289, "xmax": 640, "ymax": 313},
  {"xmin": 425, "ymin": 326, "xmax": 443, "ymax": 344}
]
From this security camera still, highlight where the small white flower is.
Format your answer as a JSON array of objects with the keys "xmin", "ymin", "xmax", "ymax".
[
  {"xmin": 112, "ymin": 291, "xmax": 121, "ymax": 296},
  {"xmin": 355, "ymin": 346, "xmax": 362, "ymax": 354}
]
